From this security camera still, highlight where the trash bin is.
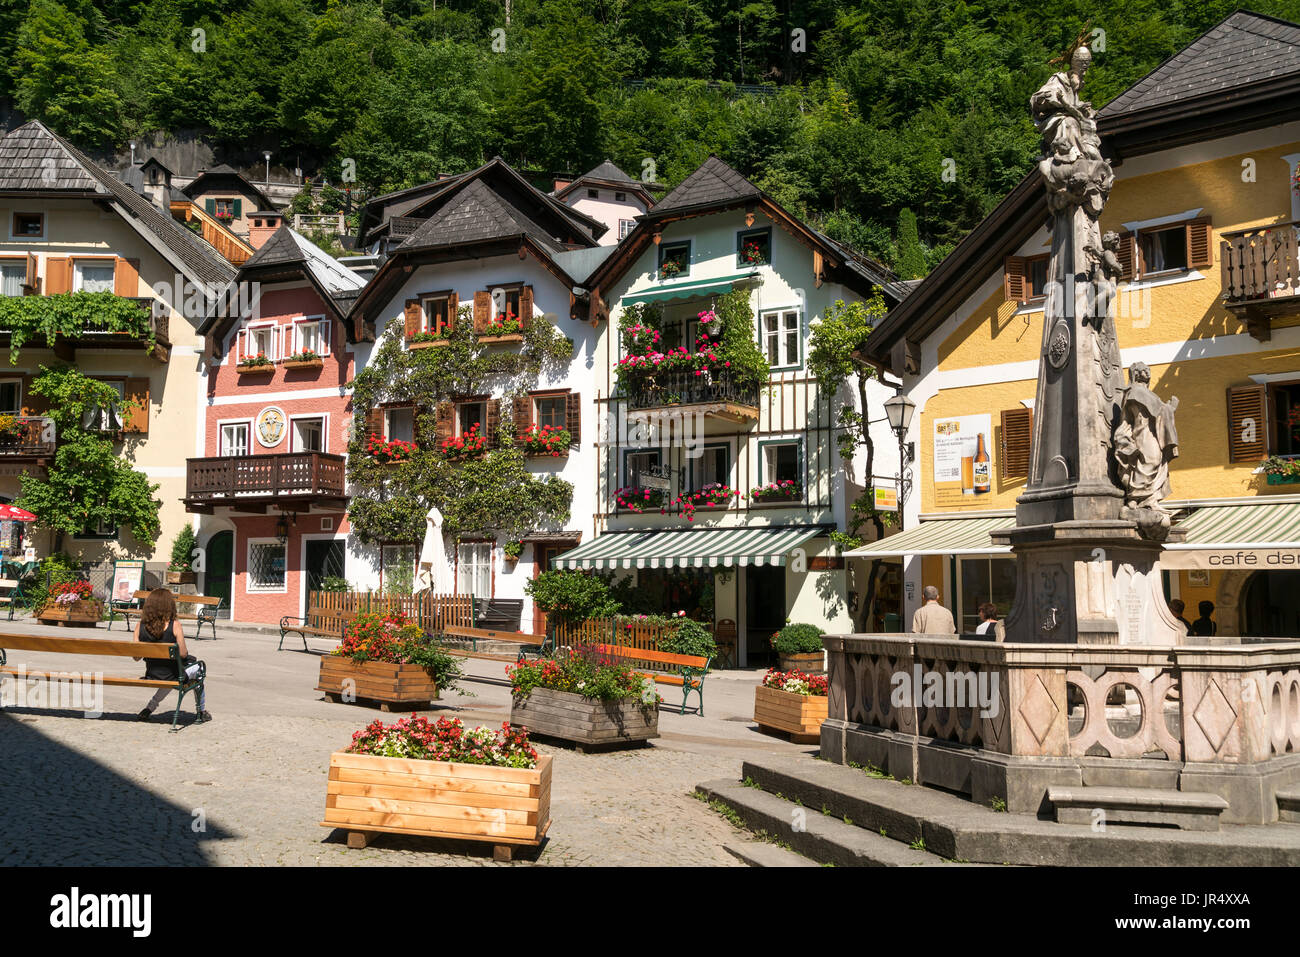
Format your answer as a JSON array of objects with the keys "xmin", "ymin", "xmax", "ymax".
[{"xmin": 883, "ymin": 612, "xmax": 901, "ymax": 633}]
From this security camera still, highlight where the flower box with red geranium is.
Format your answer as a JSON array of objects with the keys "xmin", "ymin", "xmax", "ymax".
[
  {"xmin": 754, "ymin": 668, "xmax": 829, "ymax": 743},
  {"xmin": 479, "ymin": 312, "xmax": 527, "ymax": 343},
  {"xmin": 518, "ymin": 424, "xmax": 571, "ymax": 457},
  {"xmin": 316, "ymin": 611, "xmax": 462, "ymax": 710},
  {"xmin": 236, "ymin": 352, "xmax": 273, "ymax": 374},
  {"xmin": 674, "ymin": 483, "xmax": 740, "ymax": 521},
  {"xmin": 407, "ymin": 331, "xmax": 449, "ymax": 350},
  {"xmin": 283, "ymin": 349, "xmax": 323, "ymax": 370},
  {"xmin": 368, "ymin": 436, "xmax": 417, "ymax": 463},
  {"xmin": 441, "ymin": 422, "xmax": 489, "ymax": 462},
  {"xmin": 38, "ymin": 580, "xmax": 102, "ymax": 626},
  {"xmin": 321, "ymin": 715, "xmax": 551, "ymax": 856}
]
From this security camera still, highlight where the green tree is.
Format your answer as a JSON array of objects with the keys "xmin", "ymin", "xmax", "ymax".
[
  {"xmin": 17, "ymin": 366, "xmax": 162, "ymax": 553},
  {"xmin": 895, "ymin": 208, "xmax": 925, "ymax": 279}
]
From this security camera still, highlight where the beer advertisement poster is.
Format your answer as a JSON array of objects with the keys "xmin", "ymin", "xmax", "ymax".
[{"xmin": 933, "ymin": 414, "xmax": 993, "ymax": 508}]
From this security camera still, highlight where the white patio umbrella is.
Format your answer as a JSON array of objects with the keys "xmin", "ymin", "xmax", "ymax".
[{"xmin": 414, "ymin": 507, "xmax": 454, "ymax": 594}]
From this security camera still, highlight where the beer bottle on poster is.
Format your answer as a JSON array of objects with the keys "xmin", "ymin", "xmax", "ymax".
[{"xmin": 973, "ymin": 432, "xmax": 991, "ymax": 493}]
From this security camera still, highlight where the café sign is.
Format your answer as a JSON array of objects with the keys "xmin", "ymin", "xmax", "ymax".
[{"xmin": 1160, "ymin": 548, "xmax": 1300, "ymax": 570}]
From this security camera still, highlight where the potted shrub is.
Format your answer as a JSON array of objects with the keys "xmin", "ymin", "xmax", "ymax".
[
  {"xmin": 771, "ymin": 622, "xmax": 826, "ymax": 673},
  {"xmin": 322, "ymin": 715, "xmax": 551, "ymax": 859},
  {"xmin": 508, "ymin": 646, "xmax": 661, "ymax": 750},
  {"xmin": 167, "ymin": 525, "xmax": 198, "ymax": 584},
  {"xmin": 754, "ymin": 668, "xmax": 829, "ymax": 743},
  {"xmin": 503, "ymin": 540, "xmax": 523, "ymax": 565},
  {"xmin": 316, "ymin": 610, "xmax": 464, "ymax": 711},
  {"xmin": 37, "ymin": 580, "xmax": 102, "ymax": 627}
]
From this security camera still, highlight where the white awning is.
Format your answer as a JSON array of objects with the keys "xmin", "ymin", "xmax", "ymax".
[
  {"xmin": 843, "ymin": 516, "xmax": 1014, "ymax": 558},
  {"xmin": 552, "ymin": 525, "xmax": 826, "ymax": 570},
  {"xmin": 1163, "ymin": 502, "xmax": 1300, "ymax": 569}
]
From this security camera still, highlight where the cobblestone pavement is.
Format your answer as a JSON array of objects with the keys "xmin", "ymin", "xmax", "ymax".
[{"xmin": 0, "ymin": 617, "xmax": 815, "ymax": 866}]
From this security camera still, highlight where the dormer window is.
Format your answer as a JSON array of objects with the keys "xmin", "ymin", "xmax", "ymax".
[
  {"xmin": 615, "ymin": 192, "xmax": 627, "ymax": 202},
  {"xmin": 587, "ymin": 188, "xmax": 599, "ymax": 199},
  {"xmin": 12, "ymin": 213, "xmax": 43, "ymax": 238}
]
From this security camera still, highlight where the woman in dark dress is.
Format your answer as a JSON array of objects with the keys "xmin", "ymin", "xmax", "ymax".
[{"xmin": 133, "ymin": 588, "xmax": 210, "ymax": 722}]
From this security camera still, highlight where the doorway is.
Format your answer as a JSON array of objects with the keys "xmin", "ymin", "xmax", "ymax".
[
  {"xmin": 745, "ymin": 565, "xmax": 787, "ymax": 667},
  {"xmin": 531, "ymin": 542, "xmax": 574, "ymax": 634},
  {"xmin": 305, "ymin": 538, "xmax": 345, "ymax": 593},
  {"xmin": 206, "ymin": 530, "xmax": 234, "ymax": 618},
  {"xmin": 1241, "ymin": 571, "xmax": 1300, "ymax": 638}
]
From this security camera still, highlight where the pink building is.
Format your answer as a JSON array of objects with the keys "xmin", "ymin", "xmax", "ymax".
[
  {"xmin": 186, "ymin": 226, "xmax": 365, "ymax": 623},
  {"xmin": 551, "ymin": 160, "xmax": 659, "ymax": 245}
]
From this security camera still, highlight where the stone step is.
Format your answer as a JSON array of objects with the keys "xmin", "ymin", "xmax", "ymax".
[
  {"xmin": 723, "ymin": 841, "xmax": 822, "ymax": 867},
  {"xmin": 1047, "ymin": 786, "xmax": 1227, "ymax": 832},
  {"xmin": 1278, "ymin": 788, "xmax": 1300, "ymax": 824},
  {"xmin": 737, "ymin": 754, "xmax": 1300, "ymax": 866},
  {"xmin": 697, "ymin": 780, "xmax": 951, "ymax": 866}
]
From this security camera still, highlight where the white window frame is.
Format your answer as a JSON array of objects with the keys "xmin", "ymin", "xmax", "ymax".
[
  {"xmin": 760, "ymin": 308, "xmax": 801, "ymax": 370},
  {"xmin": 623, "ymin": 447, "xmax": 663, "ymax": 488},
  {"xmin": 247, "ymin": 539, "xmax": 288, "ymax": 593},
  {"xmin": 384, "ymin": 406, "xmax": 415, "ymax": 443},
  {"xmin": 73, "ymin": 258, "xmax": 116, "ymax": 293},
  {"xmin": 532, "ymin": 394, "xmax": 567, "ymax": 432},
  {"xmin": 74, "ymin": 516, "xmax": 117, "ymax": 539},
  {"xmin": 219, "ymin": 419, "xmax": 251, "ymax": 457},
  {"xmin": 0, "ymin": 260, "xmax": 26, "ymax": 297},
  {"xmin": 292, "ymin": 315, "xmax": 330, "ymax": 357},
  {"xmin": 81, "ymin": 379, "xmax": 124, "ymax": 432},
  {"xmin": 457, "ymin": 542, "xmax": 493, "ymax": 601},
  {"xmin": 761, "ymin": 438, "xmax": 804, "ymax": 487},
  {"xmin": 619, "ymin": 219, "xmax": 636, "ymax": 240},
  {"xmin": 381, "ymin": 543, "xmax": 417, "ymax": 594},
  {"xmin": 290, "ymin": 414, "xmax": 327, "ymax": 454},
  {"xmin": 421, "ymin": 294, "xmax": 453, "ymax": 336},
  {"xmin": 690, "ymin": 441, "xmax": 733, "ymax": 492},
  {"xmin": 0, "ymin": 378, "xmax": 21, "ymax": 415},
  {"xmin": 243, "ymin": 323, "xmax": 277, "ymax": 362}
]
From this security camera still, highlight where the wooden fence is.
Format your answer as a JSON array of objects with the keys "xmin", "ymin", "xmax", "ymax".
[{"xmin": 307, "ymin": 590, "xmax": 476, "ymax": 633}]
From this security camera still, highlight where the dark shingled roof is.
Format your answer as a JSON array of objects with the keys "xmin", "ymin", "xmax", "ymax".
[
  {"xmin": 648, "ymin": 155, "xmax": 761, "ymax": 218},
  {"xmin": 578, "ymin": 159, "xmax": 636, "ymax": 184},
  {"xmin": 239, "ymin": 224, "xmax": 364, "ymax": 297},
  {"xmin": 0, "ymin": 122, "xmax": 236, "ymax": 287},
  {"xmin": 1100, "ymin": 11, "xmax": 1300, "ymax": 117},
  {"xmin": 400, "ymin": 178, "xmax": 565, "ymax": 253}
]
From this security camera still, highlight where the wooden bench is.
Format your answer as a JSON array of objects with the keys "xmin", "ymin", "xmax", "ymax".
[
  {"xmin": 114, "ymin": 590, "xmax": 225, "ymax": 640},
  {"xmin": 280, "ymin": 604, "xmax": 359, "ymax": 651},
  {"xmin": 592, "ymin": 643, "xmax": 712, "ymax": 715},
  {"xmin": 441, "ymin": 624, "xmax": 549, "ymax": 662},
  {"xmin": 0, "ymin": 632, "xmax": 207, "ymax": 731},
  {"xmin": 0, "ymin": 578, "xmax": 19, "ymax": 621}
]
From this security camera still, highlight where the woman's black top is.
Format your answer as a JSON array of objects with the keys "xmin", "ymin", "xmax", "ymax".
[{"xmin": 140, "ymin": 617, "xmax": 180, "ymax": 680}]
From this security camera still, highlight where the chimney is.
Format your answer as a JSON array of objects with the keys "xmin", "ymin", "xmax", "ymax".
[
  {"xmin": 247, "ymin": 212, "xmax": 282, "ymax": 251},
  {"xmin": 553, "ymin": 178, "xmax": 571, "ymax": 192}
]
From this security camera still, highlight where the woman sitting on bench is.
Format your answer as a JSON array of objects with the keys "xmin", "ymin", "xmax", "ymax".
[{"xmin": 133, "ymin": 588, "xmax": 211, "ymax": 723}]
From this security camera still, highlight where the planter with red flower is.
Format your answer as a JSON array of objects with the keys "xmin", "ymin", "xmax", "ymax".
[
  {"xmin": 518, "ymin": 424, "xmax": 570, "ymax": 458},
  {"xmin": 367, "ymin": 436, "xmax": 417, "ymax": 463},
  {"xmin": 440, "ymin": 423, "xmax": 489, "ymax": 462},
  {"xmin": 674, "ymin": 483, "xmax": 740, "ymax": 521},
  {"xmin": 479, "ymin": 312, "xmax": 526, "ymax": 344},
  {"xmin": 750, "ymin": 479, "xmax": 803, "ymax": 505},
  {"xmin": 321, "ymin": 715, "xmax": 551, "ymax": 858},
  {"xmin": 38, "ymin": 581, "xmax": 103, "ymax": 627},
  {"xmin": 283, "ymin": 349, "xmax": 323, "ymax": 371},
  {"xmin": 316, "ymin": 611, "xmax": 462, "ymax": 710},
  {"xmin": 508, "ymin": 647, "xmax": 660, "ymax": 750},
  {"xmin": 236, "ymin": 352, "xmax": 274, "ymax": 375},
  {"xmin": 754, "ymin": 668, "xmax": 829, "ymax": 744},
  {"xmin": 615, "ymin": 485, "xmax": 667, "ymax": 513},
  {"xmin": 740, "ymin": 240, "xmax": 767, "ymax": 266},
  {"xmin": 407, "ymin": 331, "xmax": 450, "ymax": 350}
]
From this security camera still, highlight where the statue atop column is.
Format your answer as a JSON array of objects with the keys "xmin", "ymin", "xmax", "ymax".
[{"xmin": 1113, "ymin": 362, "xmax": 1180, "ymax": 539}]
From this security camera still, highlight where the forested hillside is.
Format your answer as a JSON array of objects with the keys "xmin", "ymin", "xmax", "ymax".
[{"xmin": 3, "ymin": 0, "xmax": 1298, "ymax": 273}]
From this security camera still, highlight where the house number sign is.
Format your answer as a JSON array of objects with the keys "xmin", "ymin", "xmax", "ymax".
[{"xmin": 256, "ymin": 406, "xmax": 286, "ymax": 448}]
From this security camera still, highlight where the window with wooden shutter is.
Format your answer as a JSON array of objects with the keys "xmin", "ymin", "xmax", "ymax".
[
  {"xmin": 365, "ymin": 408, "xmax": 384, "ymax": 444},
  {"xmin": 1000, "ymin": 406, "xmax": 1032, "ymax": 478},
  {"xmin": 403, "ymin": 299, "xmax": 421, "ymax": 340},
  {"xmin": 1186, "ymin": 216, "xmax": 1214, "ymax": 270},
  {"xmin": 24, "ymin": 252, "xmax": 38, "ymax": 294},
  {"xmin": 565, "ymin": 391, "xmax": 581, "ymax": 448},
  {"xmin": 1227, "ymin": 384, "xmax": 1267, "ymax": 462},
  {"xmin": 44, "ymin": 257, "xmax": 71, "ymax": 295},
  {"xmin": 1115, "ymin": 232, "xmax": 1136, "ymax": 281},
  {"xmin": 486, "ymin": 398, "xmax": 501, "ymax": 448},
  {"xmin": 1003, "ymin": 256, "xmax": 1027, "ymax": 303},
  {"xmin": 513, "ymin": 394, "xmax": 533, "ymax": 436},
  {"xmin": 114, "ymin": 258, "xmax": 139, "ymax": 297},
  {"xmin": 232, "ymin": 198, "xmax": 243, "ymax": 220},
  {"xmin": 205, "ymin": 199, "xmax": 217, "ymax": 215},
  {"xmin": 519, "ymin": 285, "xmax": 533, "ymax": 328},
  {"xmin": 473, "ymin": 291, "xmax": 491, "ymax": 333},
  {"xmin": 123, "ymin": 377, "xmax": 150, "ymax": 433},
  {"xmin": 435, "ymin": 401, "xmax": 454, "ymax": 447}
]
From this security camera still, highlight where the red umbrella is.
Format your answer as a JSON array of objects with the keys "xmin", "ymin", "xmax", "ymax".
[{"xmin": 0, "ymin": 504, "xmax": 36, "ymax": 522}]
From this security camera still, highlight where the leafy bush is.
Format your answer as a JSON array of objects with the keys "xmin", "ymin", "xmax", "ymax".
[
  {"xmin": 508, "ymin": 646, "xmax": 658, "ymax": 705},
  {"xmin": 346, "ymin": 715, "xmax": 537, "ymax": 769},
  {"xmin": 26, "ymin": 553, "xmax": 78, "ymax": 614},
  {"xmin": 318, "ymin": 576, "xmax": 351, "ymax": 592},
  {"xmin": 660, "ymin": 618, "xmax": 717, "ymax": 660},
  {"xmin": 771, "ymin": 623, "xmax": 825, "ymax": 654},
  {"xmin": 169, "ymin": 525, "xmax": 197, "ymax": 572},
  {"xmin": 525, "ymin": 570, "xmax": 619, "ymax": 627}
]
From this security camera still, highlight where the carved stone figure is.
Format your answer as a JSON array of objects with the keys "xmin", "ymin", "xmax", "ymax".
[
  {"xmin": 1031, "ymin": 46, "xmax": 1112, "ymax": 222},
  {"xmin": 1113, "ymin": 362, "xmax": 1180, "ymax": 539}
]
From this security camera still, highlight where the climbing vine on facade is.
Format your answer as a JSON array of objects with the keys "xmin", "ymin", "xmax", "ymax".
[{"xmin": 0, "ymin": 292, "xmax": 157, "ymax": 362}]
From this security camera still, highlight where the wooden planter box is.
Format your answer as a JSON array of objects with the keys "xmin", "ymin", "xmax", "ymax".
[
  {"xmin": 166, "ymin": 570, "xmax": 196, "ymax": 585},
  {"xmin": 235, "ymin": 363, "xmax": 274, "ymax": 375},
  {"xmin": 407, "ymin": 339, "xmax": 450, "ymax": 350},
  {"xmin": 283, "ymin": 358, "xmax": 323, "ymax": 371},
  {"xmin": 511, "ymin": 687, "xmax": 658, "ymax": 750},
  {"xmin": 38, "ymin": 600, "xmax": 103, "ymax": 627},
  {"xmin": 478, "ymin": 334, "xmax": 525, "ymax": 345},
  {"xmin": 778, "ymin": 651, "xmax": 826, "ymax": 674},
  {"xmin": 322, "ymin": 751, "xmax": 552, "ymax": 860},
  {"xmin": 525, "ymin": 448, "xmax": 569, "ymax": 460},
  {"xmin": 316, "ymin": 656, "xmax": 441, "ymax": 711},
  {"xmin": 754, "ymin": 685, "xmax": 828, "ymax": 744}
]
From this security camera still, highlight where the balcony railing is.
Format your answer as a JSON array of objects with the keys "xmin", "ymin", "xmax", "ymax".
[
  {"xmin": 185, "ymin": 452, "xmax": 346, "ymax": 505},
  {"xmin": 1221, "ymin": 221, "xmax": 1300, "ymax": 306},
  {"xmin": 625, "ymin": 369, "xmax": 761, "ymax": 415},
  {"xmin": 0, "ymin": 416, "xmax": 54, "ymax": 458}
]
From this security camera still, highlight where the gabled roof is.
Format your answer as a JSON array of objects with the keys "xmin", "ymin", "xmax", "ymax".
[
  {"xmin": 401, "ymin": 178, "xmax": 566, "ymax": 253},
  {"xmin": 1100, "ymin": 11, "xmax": 1300, "ymax": 117},
  {"xmin": 552, "ymin": 158, "xmax": 659, "ymax": 206},
  {"xmin": 646, "ymin": 155, "xmax": 762, "ymax": 220},
  {"xmin": 0, "ymin": 121, "xmax": 236, "ymax": 289},
  {"xmin": 579, "ymin": 159, "xmax": 636, "ymax": 184},
  {"xmin": 182, "ymin": 164, "xmax": 277, "ymax": 210}
]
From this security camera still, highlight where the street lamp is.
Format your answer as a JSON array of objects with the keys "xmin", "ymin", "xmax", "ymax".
[
  {"xmin": 263, "ymin": 151, "xmax": 272, "ymax": 186},
  {"xmin": 883, "ymin": 392, "xmax": 916, "ymax": 530}
]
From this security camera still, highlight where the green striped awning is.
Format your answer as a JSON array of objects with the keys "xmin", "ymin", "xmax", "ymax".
[
  {"xmin": 619, "ymin": 273, "xmax": 755, "ymax": 306},
  {"xmin": 553, "ymin": 525, "xmax": 826, "ymax": 570},
  {"xmin": 843, "ymin": 516, "xmax": 1015, "ymax": 558},
  {"xmin": 1167, "ymin": 503, "xmax": 1300, "ymax": 549}
]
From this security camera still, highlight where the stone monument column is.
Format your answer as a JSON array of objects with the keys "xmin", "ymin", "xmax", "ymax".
[{"xmin": 994, "ymin": 44, "xmax": 1186, "ymax": 646}]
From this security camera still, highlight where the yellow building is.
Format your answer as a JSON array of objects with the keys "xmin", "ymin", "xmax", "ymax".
[
  {"xmin": 857, "ymin": 11, "xmax": 1300, "ymax": 638},
  {"xmin": 0, "ymin": 121, "xmax": 236, "ymax": 566}
]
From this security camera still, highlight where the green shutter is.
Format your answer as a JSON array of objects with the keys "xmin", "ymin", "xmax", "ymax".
[
  {"xmin": 205, "ymin": 198, "xmax": 216, "ymax": 215},
  {"xmin": 233, "ymin": 198, "xmax": 243, "ymax": 219}
]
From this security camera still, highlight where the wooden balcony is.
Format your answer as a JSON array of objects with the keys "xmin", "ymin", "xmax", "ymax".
[
  {"xmin": 183, "ymin": 452, "xmax": 347, "ymax": 513},
  {"xmin": 1221, "ymin": 221, "xmax": 1300, "ymax": 341},
  {"xmin": 625, "ymin": 369, "xmax": 761, "ymax": 423},
  {"xmin": 0, "ymin": 416, "xmax": 54, "ymax": 466}
]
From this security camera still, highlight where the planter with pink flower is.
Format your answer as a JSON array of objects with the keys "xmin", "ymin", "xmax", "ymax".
[
  {"xmin": 38, "ymin": 580, "xmax": 103, "ymax": 626},
  {"xmin": 283, "ymin": 349, "xmax": 323, "ymax": 370},
  {"xmin": 750, "ymin": 479, "xmax": 803, "ymax": 505},
  {"xmin": 236, "ymin": 352, "xmax": 274, "ymax": 375},
  {"xmin": 754, "ymin": 668, "xmax": 829, "ymax": 744},
  {"xmin": 674, "ymin": 483, "xmax": 740, "ymax": 521},
  {"xmin": 368, "ymin": 436, "xmax": 417, "ymax": 463},
  {"xmin": 321, "ymin": 715, "xmax": 551, "ymax": 859},
  {"xmin": 615, "ymin": 485, "xmax": 667, "ymax": 513}
]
